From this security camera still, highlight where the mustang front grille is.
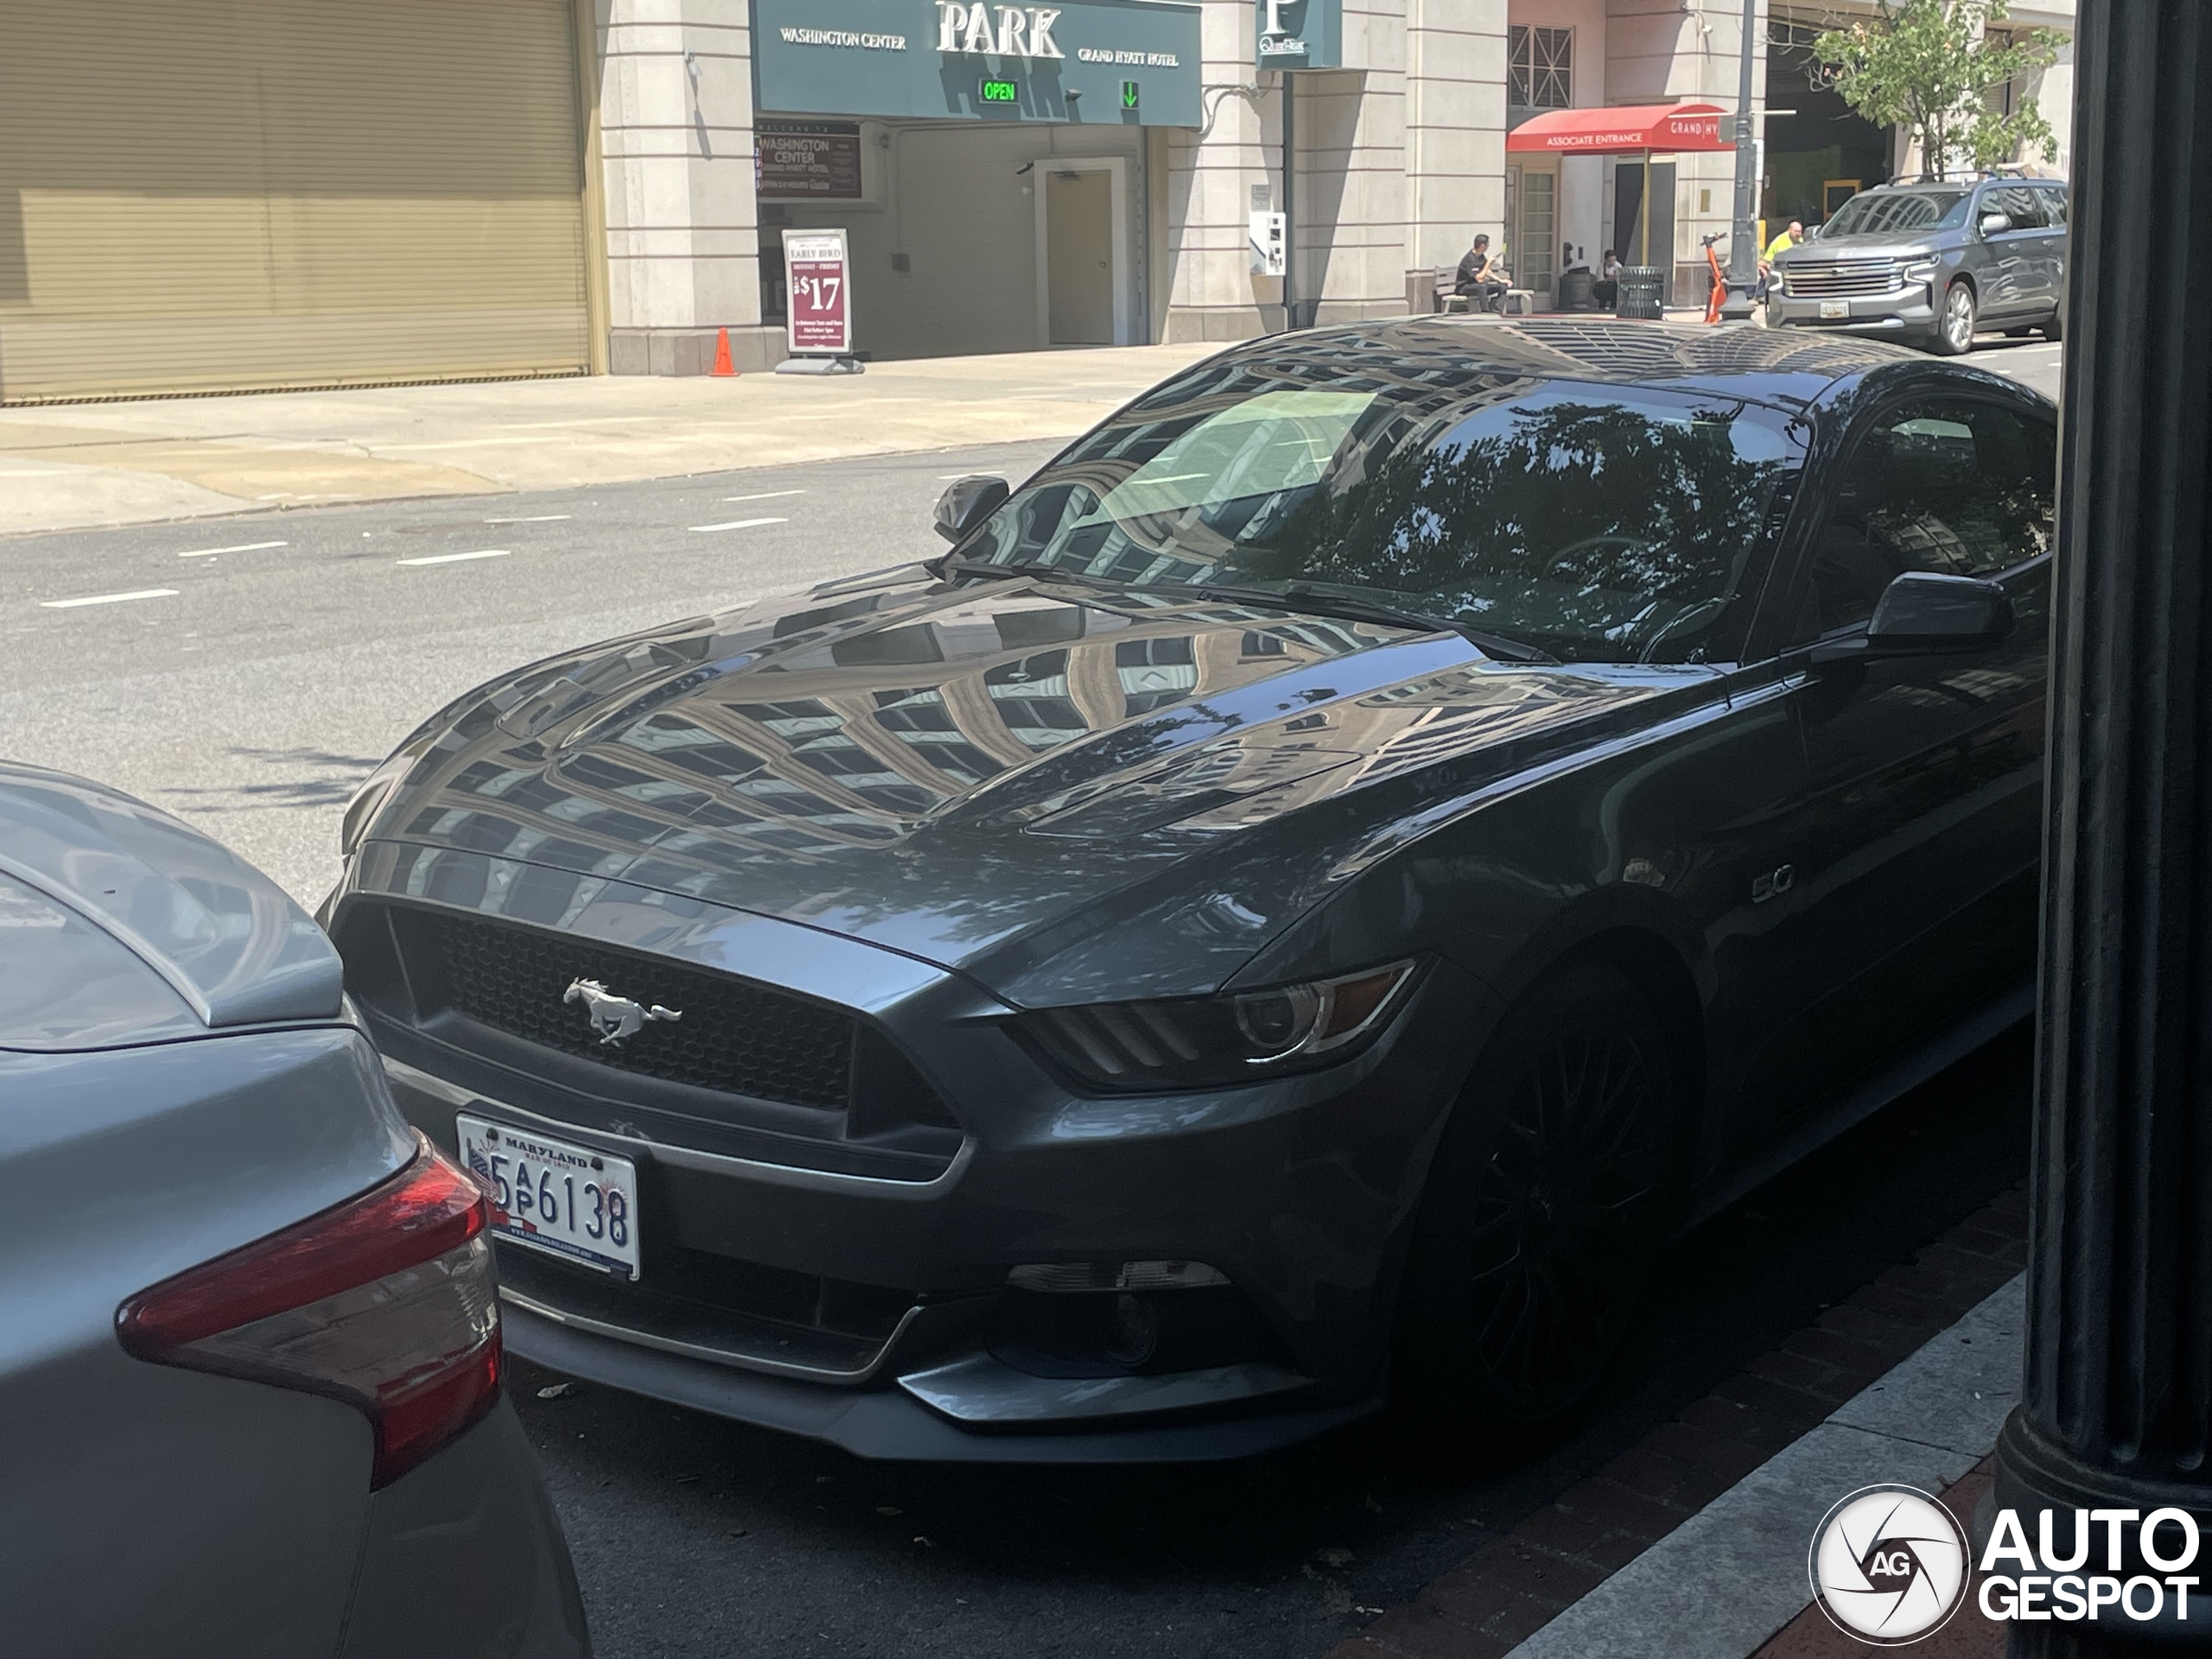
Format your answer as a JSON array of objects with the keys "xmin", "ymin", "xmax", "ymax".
[{"xmin": 422, "ymin": 911, "xmax": 857, "ymax": 1110}]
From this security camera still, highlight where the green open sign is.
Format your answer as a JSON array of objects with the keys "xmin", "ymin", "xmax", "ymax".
[{"xmin": 979, "ymin": 78, "xmax": 1019, "ymax": 103}]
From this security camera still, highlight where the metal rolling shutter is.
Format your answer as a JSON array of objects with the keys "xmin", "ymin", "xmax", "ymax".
[{"xmin": 0, "ymin": 0, "xmax": 589, "ymax": 404}]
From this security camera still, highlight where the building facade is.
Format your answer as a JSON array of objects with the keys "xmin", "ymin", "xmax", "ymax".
[{"xmin": 0, "ymin": 0, "xmax": 2075, "ymax": 404}]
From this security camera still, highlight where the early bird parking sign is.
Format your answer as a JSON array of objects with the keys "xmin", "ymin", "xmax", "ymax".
[{"xmin": 781, "ymin": 228, "xmax": 852, "ymax": 357}]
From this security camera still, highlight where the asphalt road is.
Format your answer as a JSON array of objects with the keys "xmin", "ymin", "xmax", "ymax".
[
  {"xmin": 0, "ymin": 438, "xmax": 1065, "ymax": 906},
  {"xmin": 0, "ymin": 334, "xmax": 2063, "ymax": 1658}
]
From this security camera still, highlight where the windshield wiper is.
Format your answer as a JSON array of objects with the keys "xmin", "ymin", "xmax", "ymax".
[
  {"xmin": 1192, "ymin": 582, "xmax": 1558, "ymax": 664},
  {"xmin": 931, "ymin": 562, "xmax": 1556, "ymax": 664},
  {"xmin": 932, "ymin": 556, "xmax": 1133, "ymax": 591}
]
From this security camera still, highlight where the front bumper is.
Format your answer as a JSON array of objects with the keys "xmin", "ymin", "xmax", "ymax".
[
  {"xmin": 1768, "ymin": 285, "xmax": 1940, "ymax": 338},
  {"xmin": 505, "ymin": 1297, "xmax": 1376, "ymax": 1462},
  {"xmin": 339, "ymin": 867, "xmax": 1482, "ymax": 1462}
]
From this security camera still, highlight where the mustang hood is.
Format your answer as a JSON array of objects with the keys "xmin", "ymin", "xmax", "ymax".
[{"xmin": 354, "ymin": 569, "xmax": 1719, "ymax": 999}]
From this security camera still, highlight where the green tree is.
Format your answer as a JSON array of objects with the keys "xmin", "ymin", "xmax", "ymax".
[{"xmin": 1814, "ymin": 0, "xmax": 2062, "ymax": 181}]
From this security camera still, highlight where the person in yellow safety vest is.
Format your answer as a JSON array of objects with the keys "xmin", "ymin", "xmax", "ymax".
[{"xmin": 1758, "ymin": 219, "xmax": 1803, "ymax": 302}]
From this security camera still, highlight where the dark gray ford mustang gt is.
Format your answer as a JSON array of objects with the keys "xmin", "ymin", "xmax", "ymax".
[{"xmin": 325, "ymin": 321, "xmax": 2056, "ymax": 1461}]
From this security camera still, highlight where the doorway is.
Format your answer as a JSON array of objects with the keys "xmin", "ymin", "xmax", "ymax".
[
  {"xmin": 1613, "ymin": 160, "xmax": 1676, "ymax": 294},
  {"xmin": 1508, "ymin": 162, "xmax": 1559, "ymax": 302},
  {"xmin": 1046, "ymin": 168, "xmax": 1113, "ymax": 344}
]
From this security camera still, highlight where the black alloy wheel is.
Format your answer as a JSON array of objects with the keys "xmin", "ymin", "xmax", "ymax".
[{"xmin": 1395, "ymin": 960, "xmax": 1681, "ymax": 1454}]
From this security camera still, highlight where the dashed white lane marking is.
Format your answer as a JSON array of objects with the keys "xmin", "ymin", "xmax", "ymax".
[
  {"xmin": 41, "ymin": 588, "xmax": 180, "ymax": 609},
  {"xmin": 687, "ymin": 517, "xmax": 788, "ymax": 534},
  {"xmin": 721, "ymin": 490, "xmax": 806, "ymax": 504},
  {"xmin": 483, "ymin": 513, "xmax": 571, "ymax": 524},
  {"xmin": 176, "ymin": 540, "xmax": 289, "ymax": 558},
  {"xmin": 396, "ymin": 549, "xmax": 511, "ymax": 566}
]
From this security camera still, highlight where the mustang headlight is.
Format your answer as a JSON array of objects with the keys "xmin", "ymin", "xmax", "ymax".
[{"xmin": 1015, "ymin": 960, "xmax": 1420, "ymax": 1092}]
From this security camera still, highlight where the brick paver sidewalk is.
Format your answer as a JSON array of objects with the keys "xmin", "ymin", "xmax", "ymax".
[{"xmin": 1329, "ymin": 1187, "xmax": 2031, "ymax": 1659}]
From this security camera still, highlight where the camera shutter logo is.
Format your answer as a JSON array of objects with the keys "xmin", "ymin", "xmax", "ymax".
[{"xmin": 1809, "ymin": 1484, "xmax": 1970, "ymax": 1644}]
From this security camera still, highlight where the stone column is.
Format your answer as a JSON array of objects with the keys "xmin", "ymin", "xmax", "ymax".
[
  {"xmin": 1161, "ymin": 1, "xmax": 1281, "ymax": 342},
  {"xmin": 1404, "ymin": 0, "xmax": 1508, "ymax": 313},
  {"xmin": 1162, "ymin": 0, "xmax": 1416, "ymax": 341},
  {"xmin": 594, "ymin": 0, "xmax": 779, "ymax": 375},
  {"xmin": 1291, "ymin": 2, "xmax": 1409, "ymax": 327},
  {"xmin": 1993, "ymin": 3, "xmax": 2212, "ymax": 1654}
]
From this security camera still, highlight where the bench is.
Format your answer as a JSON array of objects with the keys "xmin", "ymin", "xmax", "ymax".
[{"xmin": 1434, "ymin": 285, "xmax": 1537, "ymax": 317}]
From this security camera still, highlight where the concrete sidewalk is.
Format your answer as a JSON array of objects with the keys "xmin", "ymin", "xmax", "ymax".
[{"xmin": 0, "ymin": 341, "xmax": 1222, "ymax": 537}]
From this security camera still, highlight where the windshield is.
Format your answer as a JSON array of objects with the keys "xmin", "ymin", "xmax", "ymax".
[
  {"xmin": 956, "ymin": 361, "xmax": 1802, "ymax": 664},
  {"xmin": 1822, "ymin": 189, "xmax": 1972, "ymax": 237}
]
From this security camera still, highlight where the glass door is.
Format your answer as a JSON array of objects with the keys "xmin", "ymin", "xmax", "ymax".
[{"xmin": 1516, "ymin": 168, "xmax": 1557, "ymax": 300}]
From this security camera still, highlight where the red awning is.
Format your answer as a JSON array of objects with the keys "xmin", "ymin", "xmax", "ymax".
[{"xmin": 1506, "ymin": 103, "xmax": 1730, "ymax": 156}]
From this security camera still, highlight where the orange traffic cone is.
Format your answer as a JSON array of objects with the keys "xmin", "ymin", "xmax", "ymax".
[{"xmin": 711, "ymin": 327, "xmax": 737, "ymax": 378}]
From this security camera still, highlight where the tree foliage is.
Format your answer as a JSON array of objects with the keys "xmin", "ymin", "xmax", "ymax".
[{"xmin": 1814, "ymin": 0, "xmax": 2061, "ymax": 180}]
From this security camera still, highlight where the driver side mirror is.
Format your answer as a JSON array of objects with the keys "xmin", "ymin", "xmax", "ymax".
[
  {"xmin": 1811, "ymin": 571, "xmax": 2015, "ymax": 666},
  {"xmin": 933, "ymin": 474, "xmax": 1009, "ymax": 543},
  {"xmin": 1979, "ymin": 211, "xmax": 2012, "ymax": 237}
]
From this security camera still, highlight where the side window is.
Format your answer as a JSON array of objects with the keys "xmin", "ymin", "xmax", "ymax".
[
  {"xmin": 1990, "ymin": 186, "xmax": 2045, "ymax": 231},
  {"xmin": 2039, "ymin": 185, "xmax": 2069, "ymax": 226},
  {"xmin": 1797, "ymin": 401, "xmax": 2056, "ymax": 637}
]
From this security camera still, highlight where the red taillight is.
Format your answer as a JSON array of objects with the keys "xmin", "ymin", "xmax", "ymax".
[{"xmin": 117, "ymin": 1133, "xmax": 503, "ymax": 1489}]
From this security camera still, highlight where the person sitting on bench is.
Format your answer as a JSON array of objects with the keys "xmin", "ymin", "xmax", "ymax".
[
  {"xmin": 1593, "ymin": 249, "xmax": 1622, "ymax": 309},
  {"xmin": 1453, "ymin": 233, "xmax": 1510, "ymax": 314}
]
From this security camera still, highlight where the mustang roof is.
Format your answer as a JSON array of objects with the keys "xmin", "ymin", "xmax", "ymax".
[{"xmin": 1206, "ymin": 317, "xmax": 1925, "ymax": 409}]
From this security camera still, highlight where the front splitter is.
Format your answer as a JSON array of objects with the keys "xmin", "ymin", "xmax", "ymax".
[{"xmin": 504, "ymin": 1302, "xmax": 1379, "ymax": 1464}]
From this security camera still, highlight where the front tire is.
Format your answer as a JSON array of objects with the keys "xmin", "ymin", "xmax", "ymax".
[
  {"xmin": 2039, "ymin": 306, "xmax": 2064, "ymax": 342},
  {"xmin": 1934, "ymin": 281, "xmax": 1978, "ymax": 355},
  {"xmin": 1393, "ymin": 960, "xmax": 1684, "ymax": 1459}
]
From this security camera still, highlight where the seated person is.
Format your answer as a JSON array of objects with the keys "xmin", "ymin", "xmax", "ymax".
[
  {"xmin": 1453, "ymin": 234, "xmax": 1510, "ymax": 314},
  {"xmin": 1593, "ymin": 249, "xmax": 1622, "ymax": 309}
]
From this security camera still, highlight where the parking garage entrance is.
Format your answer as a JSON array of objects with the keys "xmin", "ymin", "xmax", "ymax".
[{"xmin": 751, "ymin": 0, "xmax": 1199, "ymax": 361}]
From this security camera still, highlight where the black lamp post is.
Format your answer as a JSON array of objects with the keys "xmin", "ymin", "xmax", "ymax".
[{"xmin": 1993, "ymin": 1, "xmax": 2212, "ymax": 1653}]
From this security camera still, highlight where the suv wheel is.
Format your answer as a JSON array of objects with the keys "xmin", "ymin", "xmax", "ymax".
[
  {"xmin": 1934, "ymin": 282, "xmax": 1978, "ymax": 355},
  {"xmin": 1393, "ymin": 961, "xmax": 1682, "ymax": 1457}
]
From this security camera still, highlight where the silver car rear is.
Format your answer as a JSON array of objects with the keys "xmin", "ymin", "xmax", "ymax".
[{"xmin": 0, "ymin": 762, "xmax": 588, "ymax": 1658}]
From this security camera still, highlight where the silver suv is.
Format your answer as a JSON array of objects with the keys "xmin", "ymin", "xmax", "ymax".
[{"xmin": 1770, "ymin": 175, "xmax": 2069, "ymax": 355}]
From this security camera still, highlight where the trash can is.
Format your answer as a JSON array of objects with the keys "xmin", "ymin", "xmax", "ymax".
[
  {"xmin": 1559, "ymin": 268, "xmax": 1595, "ymax": 312},
  {"xmin": 1616, "ymin": 265, "xmax": 1666, "ymax": 320}
]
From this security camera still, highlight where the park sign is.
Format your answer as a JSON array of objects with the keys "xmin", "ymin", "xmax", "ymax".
[
  {"xmin": 1255, "ymin": 0, "xmax": 1340, "ymax": 71},
  {"xmin": 753, "ymin": 0, "xmax": 1202, "ymax": 127}
]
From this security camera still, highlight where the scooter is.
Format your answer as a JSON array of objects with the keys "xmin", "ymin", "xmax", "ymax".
[{"xmin": 1700, "ymin": 232, "xmax": 1729, "ymax": 325}]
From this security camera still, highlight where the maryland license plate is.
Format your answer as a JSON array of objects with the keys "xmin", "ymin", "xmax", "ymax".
[
  {"xmin": 1820, "ymin": 300, "xmax": 1850, "ymax": 319},
  {"xmin": 458, "ymin": 1115, "xmax": 640, "ymax": 1279}
]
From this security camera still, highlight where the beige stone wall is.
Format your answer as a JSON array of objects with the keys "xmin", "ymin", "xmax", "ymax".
[
  {"xmin": 1161, "ymin": 0, "xmax": 1421, "ymax": 342},
  {"xmin": 1406, "ymin": 0, "xmax": 1510, "ymax": 297},
  {"xmin": 1298, "ymin": 2, "xmax": 1410, "ymax": 324},
  {"xmin": 595, "ymin": 0, "xmax": 776, "ymax": 374},
  {"xmin": 1161, "ymin": 2, "xmax": 1281, "ymax": 342}
]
